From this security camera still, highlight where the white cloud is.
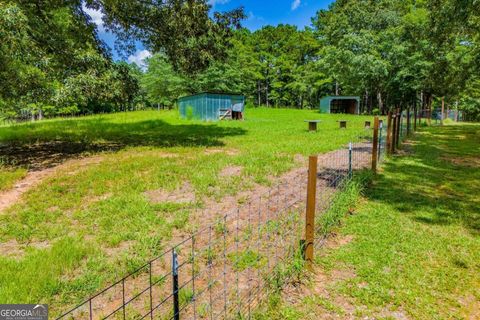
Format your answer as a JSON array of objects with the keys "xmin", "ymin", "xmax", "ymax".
[
  {"xmin": 247, "ymin": 11, "xmax": 265, "ymax": 24},
  {"xmin": 128, "ymin": 50, "xmax": 152, "ymax": 70},
  {"xmin": 208, "ymin": 0, "xmax": 230, "ymax": 7},
  {"xmin": 291, "ymin": 0, "xmax": 301, "ymax": 10},
  {"xmin": 83, "ymin": 4, "xmax": 105, "ymax": 32}
]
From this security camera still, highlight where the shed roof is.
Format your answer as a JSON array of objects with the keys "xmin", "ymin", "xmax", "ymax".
[
  {"xmin": 320, "ymin": 96, "xmax": 360, "ymax": 101},
  {"xmin": 178, "ymin": 92, "xmax": 245, "ymax": 101}
]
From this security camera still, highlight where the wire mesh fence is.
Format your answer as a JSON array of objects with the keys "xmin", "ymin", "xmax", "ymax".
[{"xmin": 57, "ymin": 116, "xmax": 405, "ymax": 320}]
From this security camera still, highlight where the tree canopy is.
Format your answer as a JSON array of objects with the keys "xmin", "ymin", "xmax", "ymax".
[
  {"xmin": 0, "ymin": 0, "xmax": 245, "ymax": 119},
  {"xmin": 1, "ymin": 0, "xmax": 480, "ymax": 120},
  {"xmin": 312, "ymin": 0, "xmax": 480, "ymax": 115}
]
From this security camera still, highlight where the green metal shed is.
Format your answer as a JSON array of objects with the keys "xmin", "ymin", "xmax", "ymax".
[
  {"xmin": 178, "ymin": 92, "xmax": 245, "ymax": 121},
  {"xmin": 319, "ymin": 96, "xmax": 360, "ymax": 114}
]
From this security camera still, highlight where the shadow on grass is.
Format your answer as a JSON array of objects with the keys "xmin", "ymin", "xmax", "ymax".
[
  {"xmin": 0, "ymin": 118, "xmax": 247, "ymax": 170},
  {"xmin": 363, "ymin": 125, "xmax": 480, "ymax": 235}
]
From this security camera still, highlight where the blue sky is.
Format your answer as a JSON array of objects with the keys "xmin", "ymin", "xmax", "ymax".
[
  {"xmin": 85, "ymin": 0, "xmax": 334, "ymax": 66},
  {"xmin": 210, "ymin": 0, "xmax": 333, "ymax": 30}
]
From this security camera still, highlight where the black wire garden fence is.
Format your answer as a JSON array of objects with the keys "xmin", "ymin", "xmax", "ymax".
[{"xmin": 57, "ymin": 115, "xmax": 412, "ymax": 320}]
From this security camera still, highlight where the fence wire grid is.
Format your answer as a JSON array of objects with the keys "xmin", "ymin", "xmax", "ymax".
[{"xmin": 57, "ymin": 117, "xmax": 409, "ymax": 320}]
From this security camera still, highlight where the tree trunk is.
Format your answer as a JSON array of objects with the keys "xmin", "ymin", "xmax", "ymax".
[
  {"xmin": 427, "ymin": 93, "xmax": 432, "ymax": 126},
  {"xmin": 257, "ymin": 81, "xmax": 261, "ymax": 106},
  {"xmin": 413, "ymin": 93, "xmax": 418, "ymax": 130},
  {"xmin": 377, "ymin": 91, "xmax": 383, "ymax": 115},
  {"xmin": 335, "ymin": 81, "xmax": 339, "ymax": 96},
  {"xmin": 265, "ymin": 81, "xmax": 269, "ymax": 107},
  {"xmin": 419, "ymin": 91, "xmax": 423, "ymax": 124},
  {"xmin": 364, "ymin": 90, "xmax": 369, "ymax": 114}
]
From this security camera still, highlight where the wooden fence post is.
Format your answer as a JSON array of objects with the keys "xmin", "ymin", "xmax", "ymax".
[
  {"xmin": 386, "ymin": 111, "xmax": 393, "ymax": 155},
  {"xmin": 372, "ymin": 117, "xmax": 379, "ymax": 172},
  {"xmin": 304, "ymin": 155, "xmax": 317, "ymax": 270}
]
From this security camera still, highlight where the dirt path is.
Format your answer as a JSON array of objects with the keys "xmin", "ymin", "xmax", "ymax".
[
  {"xmin": 58, "ymin": 142, "xmax": 374, "ymax": 320},
  {"xmin": 0, "ymin": 169, "xmax": 55, "ymax": 213},
  {"xmin": 0, "ymin": 156, "xmax": 104, "ymax": 213}
]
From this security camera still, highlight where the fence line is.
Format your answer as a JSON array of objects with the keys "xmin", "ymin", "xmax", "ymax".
[{"xmin": 57, "ymin": 115, "xmax": 416, "ymax": 320}]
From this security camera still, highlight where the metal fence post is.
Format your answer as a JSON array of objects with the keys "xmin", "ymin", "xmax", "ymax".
[
  {"xmin": 396, "ymin": 109, "xmax": 401, "ymax": 149},
  {"xmin": 378, "ymin": 120, "xmax": 383, "ymax": 161},
  {"xmin": 348, "ymin": 142, "xmax": 353, "ymax": 178},
  {"xmin": 414, "ymin": 106, "xmax": 417, "ymax": 131},
  {"xmin": 398, "ymin": 110, "xmax": 403, "ymax": 141},
  {"xmin": 386, "ymin": 112, "xmax": 392, "ymax": 155},
  {"xmin": 89, "ymin": 299, "xmax": 92, "ymax": 320},
  {"xmin": 172, "ymin": 249, "xmax": 180, "ymax": 320},
  {"xmin": 191, "ymin": 236, "xmax": 196, "ymax": 319},
  {"xmin": 407, "ymin": 108, "xmax": 411, "ymax": 135},
  {"xmin": 122, "ymin": 278, "xmax": 126, "ymax": 320},
  {"xmin": 391, "ymin": 113, "xmax": 397, "ymax": 154},
  {"xmin": 441, "ymin": 96, "xmax": 445, "ymax": 126},
  {"xmin": 149, "ymin": 262, "xmax": 153, "ymax": 320},
  {"xmin": 371, "ymin": 117, "xmax": 379, "ymax": 173},
  {"xmin": 304, "ymin": 155, "xmax": 317, "ymax": 270}
]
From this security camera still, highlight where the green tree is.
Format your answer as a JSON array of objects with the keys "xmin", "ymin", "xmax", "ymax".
[
  {"xmin": 141, "ymin": 54, "xmax": 186, "ymax": 108},
  {"xmin": 86, "ymin": 0, "xmax": 246, "ymax": 74}
]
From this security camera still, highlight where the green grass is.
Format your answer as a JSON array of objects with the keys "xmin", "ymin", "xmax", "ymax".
[
  {"xmin": 254, "ymin": 176, "xmax": 366, "ymax": 320},
  {"xmin": 264, "ymin": 123, "xmax": 480, "ymax": 319},
  {"xmin": 0, "ymin": 108, "xmax": 375, "ymax": 315},
  {"xmin": 0, "ymin": 165, "xmax": 27, "ymax": 191},
  {"xmin": 229, "ymin": 249, "xmax": 266, "ymax": 271}
]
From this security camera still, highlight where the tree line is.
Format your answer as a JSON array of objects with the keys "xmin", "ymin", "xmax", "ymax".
[
  {"xmin": 0, "ymin": 0, "xmax": 243, "ymax": 120},
  {"xmin": 1, "ymin": 0, "xmax": 480, "ymax": 120}
]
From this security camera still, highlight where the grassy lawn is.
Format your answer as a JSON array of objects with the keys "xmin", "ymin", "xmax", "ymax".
[
  {"xmin": 0, "ymin": 166, "xmax": 27, "ymax": 191},
  {"xmin": 259, "ymin": 124, "xmax": 480, "ymax": 319},
  {"xmin": 0, "ymin": 108, "xmax": 374, "ymax": 315}
]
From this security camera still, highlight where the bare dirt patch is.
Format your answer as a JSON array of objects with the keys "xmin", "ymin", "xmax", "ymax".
[
  {"xmin": 397, "ymin": 140, "xmax": 416, "ymax": 156},
  {"xmin": 379, "ymin": 307, "xmax": 410, "ymax": 320},
  {"xmin": 204, "ymin": 148, "xmax": 240, "ymax": 156},
  {"xmin": 280, "ymin": 264, "xmax": 357, "ymax": 318},
  {"xmin": 441, "ymin": 155, "xmax": 480, "ymax": 168},
  {"xmin": 219, "ymin": 165, "xmax": 243, "ymax": 177},
  {"xmin": 144, "ymin": 182, "xmax": 196, "ymax": 204},
  {"xmin": 324, "ymin": 233, "xmax": 355, "ymax": 250},
  {"xmin": 0, "ymin": 239, "xmax": 26, "ymax": 259},
  {"xmin": 459, "ymin": 294, "xmax": 480, "ymax": 320},
  {"xmin": 104, "ymin": 240, "xmax": 136, "ymax": 257},
  {"xmin": 274, "ymin": 231, "xmax": 361, "ymax": 318},
  {"xmin": 294, "ymin": 154, "xmax": 307, "ymax": 164},
  {"xmin": 0, "ymin": 155, "xmax": 104, "ymax": 213},
  {"xmin": 89, "ymin": 192, "xmax": 113, "ymax": 204},
  {"xmin": 0, "ymin": 239, "xmax": 51, "ymax": 260}
]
